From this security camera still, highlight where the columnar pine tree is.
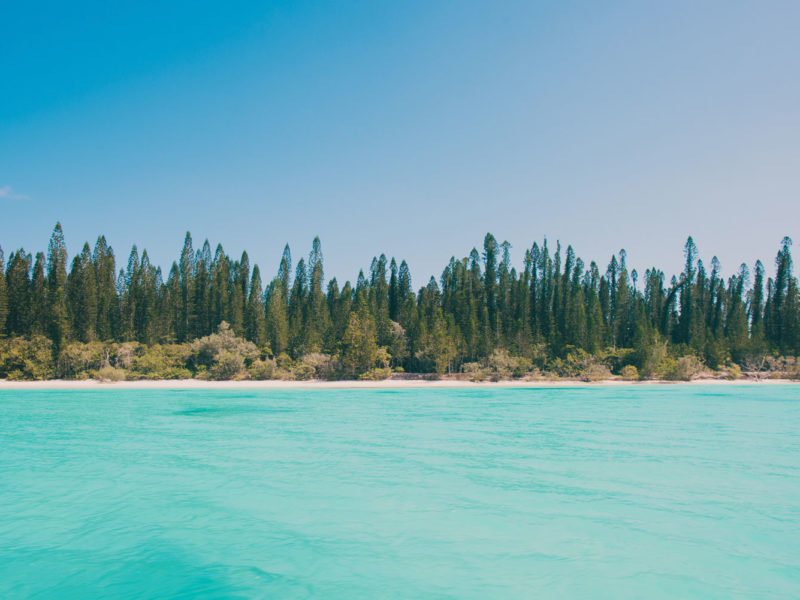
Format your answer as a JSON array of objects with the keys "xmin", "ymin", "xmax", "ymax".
[
  {"xmin": 5, "ymin": 250, "xmax": 32, "ymax": 336},
  {"xmin": 178, "ymin": 232, "xmax": 195, "ymax": 342},
  {"xmin": 244, "ymin": 265, "xmax": 267, "ymax": 346},
  {"xmin": 30, "ymin": 253, "xmax": 48, "ymax": 335},
  {"xmin": 46, "ymin": 223, "xmax": 70, "ymax": 354},
  {"xmin": 93, "ymin": 236, "xmax": 118, "ymax": 341},
  {"xmin": 0, "ymin": 246, "xmax": 7, "ymax": 335},
  {"xmin": 307, "ymin": 237, "xmax": 330, "ymax": 351},
  {"xmin": 66, "ymin": 242, "xmax": 97, "ymax": 342}
]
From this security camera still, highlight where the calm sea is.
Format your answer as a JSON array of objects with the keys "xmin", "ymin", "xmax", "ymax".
[{"xmin": 1, "ymin": 386, "xmax": 799, "ymax": 599}]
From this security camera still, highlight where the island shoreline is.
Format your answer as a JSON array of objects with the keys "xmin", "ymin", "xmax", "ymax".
[{"xmin": 0, "ymin": 377, "xmax": 796, "ymax": 390}]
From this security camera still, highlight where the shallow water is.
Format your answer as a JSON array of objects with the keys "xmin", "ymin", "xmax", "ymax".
[{"xmin": 1, "ymin": 385, "xmax": 799, "ymax": 599}]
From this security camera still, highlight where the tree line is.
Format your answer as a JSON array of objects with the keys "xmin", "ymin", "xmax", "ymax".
[{"xmin": 0, "ymin": 223, "xmax": 798, "ymax": 380}]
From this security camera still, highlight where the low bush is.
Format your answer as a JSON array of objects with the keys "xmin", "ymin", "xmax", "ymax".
[
  {"xmin": 249, "ymin": 358, "xmax": 277, "ymax": 380},
  {"xmin": 724, "ymin": 362, "xmax": 742, "ymax": 380},
  {"xmin": 461, "ymin": 361, "xmax": 488, "ymax": 382},
  {"xmin": 95, "ymin": 365, "xmax": 126, "ymax": 382},
  {"xmin": 620, "ymin": 365, "xmax": 639, "ymax": 381},
  {"xmin": 486, "ymin": 350, "xmax": 531, "ymax": 381},
  {"xmin": 291, "ymin": 362, "xmax": 316, "ymax": 381},
  {"xmin": 358, "ymin": 367, "xmax": 392, "ymax": 381},
  {"xmin": 209, "ymin": 350, "xmax": 246, "ymax": 380},
  {"xmin": 298, "ymin": 352, "xmax": 335, "ymax": 380},
  {"xmin": 663, "ymin": 355, "xmax": 705, "ymax": 381},
  {"xmin": 604, "ymin": 347, "xmax": 636, "ymax": 374},
  {"xmin": 130, "ymin": 344, "xmax": 192, "ymax": 380},
  {"xmin": 580, "ymin": 363, "xmax": 612, "ymax": 382},
  {"xmin": 190, "ymin": 321, "xmax": 258, "ymax": 380}
]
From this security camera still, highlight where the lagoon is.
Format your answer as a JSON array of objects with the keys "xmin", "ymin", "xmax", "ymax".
[{"xmin": 1, "ymin": 386, "xmax": 799, "ymax": 599}]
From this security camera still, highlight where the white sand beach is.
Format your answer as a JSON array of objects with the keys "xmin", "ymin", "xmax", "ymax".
[{"xmin": 0, "ymin": 377, "xmax": 795, "ymax": 390}]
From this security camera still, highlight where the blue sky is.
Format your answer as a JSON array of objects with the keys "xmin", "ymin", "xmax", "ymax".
[{"xmin": 1, "ymin": 1, "xmax": 798, "ymax": 285}]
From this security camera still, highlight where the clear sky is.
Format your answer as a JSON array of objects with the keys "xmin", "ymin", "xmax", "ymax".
[{"xmin": 2, "ymin": 1, "xmax": 798, "ymax": 286}]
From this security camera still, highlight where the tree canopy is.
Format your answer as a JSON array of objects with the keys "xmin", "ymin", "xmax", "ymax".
[{"xmin": 1, "ymin": 224, "xmax": 799, "ymax": 380}]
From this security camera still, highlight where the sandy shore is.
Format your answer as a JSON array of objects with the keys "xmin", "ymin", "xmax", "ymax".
[{"xmin": 0, "ymin": 377, "xmax": 795, "ymax": 390}]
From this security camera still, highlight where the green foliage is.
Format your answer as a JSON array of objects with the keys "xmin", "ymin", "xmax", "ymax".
[
  {"xmin": 3, "ymin": 227, "xmax": 800, "ymax": 381},
  {"xmin": 661, "ymin": 355, "xmax": 705, "ymax": 381},
  {"xmin": 267, "ymin": 352, "xmax": 334, "ymax": 381},
  {"xmin": 550, "ymin": 348, "xmax": 606, "ymax": 379},
  {"xmin": 358, "ymin": 367, "xmax": 392, "ymax": 380},
  {"xmin": 96, "ymin": 365, "xmax": 126, "ymax": 382},
  {"xmin": 190, "ymin": 321, "xmax": 258, "ymax": 380},
  {"xmin": 580, "ymin": 363, "xmax": 612, "ymax": 382},
  {"xmin": 248, "ymin": 358, "xmax": 277, "ymax": 380},
  {"xmin": 603, "ymin": 347, "xmax": 636, "ymax": 374},
  {"xmin": 209, "ymin": 351, "xmax": 246, "ymax": 380},
  {"xmin": 0, "ymin": 246, "xmax": 7, "ymax": 334},
  {"xmin": 724, "ymin": 362, "xmax": 742, "ymax": 380},
  {"xmin": 112, "ymin": 342, "xmax": 141, "ymax": 369},
  {"xmin": 341, "ymin": 310, "xmax": 379, "ymax": 377},
  {"xmin": 57, "ymin": 342, "xmax": 107, "ymax": 379},
  {"xmin": 461, "ymin": 361, "xmax": 488, "ymax": 382},
  {"xmin": 638, "ymin": 341, "xmax": 669, "ymax": 380},
  {"xmin": 299, "ymin": 352, "xmax": 335, "ymax": 380},
  {"xmin": 130, "ymin": 344, "xmax": 192, "ymax": 380},
  {"xmin": 46, "ymin": 223, "xmax": 70, "ymax": 353},
  {"xmin": 290, "ymin": 362, "xmax": 316, "ymax": 381},
  {"xmin": 487, "ymin": 349, "xmax": 531, "ymax": 380},
  {"xmin": 620, "ymin": 365, "xmax": 639, "ymax": 381},
  {"xmin": 0, "ymin": 336, "xmax": 55, "ymax": 380}
]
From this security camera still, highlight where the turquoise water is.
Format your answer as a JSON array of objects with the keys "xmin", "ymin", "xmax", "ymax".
[{"xmin": 1, "ymin": 386, "xmax": 799, "ymax": 599}]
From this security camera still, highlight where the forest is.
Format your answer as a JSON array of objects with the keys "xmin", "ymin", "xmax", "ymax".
[{"xmin": 0, "ymin": 223, "xmax": 798, "ymax": 381}]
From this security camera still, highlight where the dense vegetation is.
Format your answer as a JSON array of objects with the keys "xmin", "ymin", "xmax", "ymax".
[{"xmin": 1, "ymin": 224, "xmax": 799, "ymax": 381}]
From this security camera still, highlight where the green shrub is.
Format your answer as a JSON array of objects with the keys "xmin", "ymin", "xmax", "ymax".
[
  {"xmin": 471, "ymin": 370, "xmax": 489, "ymax": 382},
  {"xmin": 95, "ymin": 365, "xmax": 127, "ymax": 382},
  {"xmin": 58, "ymin": 342, "xmax": 108, "ymax": 379},
  {"xmin": 112, "ymin": 342, "xmax": 141, "ymax": 369},
  {"xmin": 130, "ymin": 344, "xmax": 192, "ymax": 380},
  {"xmin": 358, "ymin": 367, "xmax": 392, "ymax": 381},
  {"xmin": 191, "ymin": 322, "xmax": 258, "ymax": 364},
  {"xmin": 190, "ymin": 321, "xmax": 258, "ymax": 380},
  {"xmin": 663, "ymin": 355, "xmax": 705, "ymax": 381},
  {"xmin": 298, "ymin": 352, "xmax": 335, "ymax": 379},
  {"xmin": 291, "ymin": 362, "xmax": 316, "ymax": 381},
  {"xmin": 580, "ymin": 363, "xmax": 612, "ymax": 382},
  {"xmin": 640, "ymin": 342, "xmax": 669, "ymax": 379},
  {"xmin": 275, "ymin": 353, "xmax": 293, "ymax": 368},
  {"xmin": 620, "ymin": 365, "xmax": 639, "ymax": 381},
  {"xmin": 653, "ymin": 356, "xmax": 675, "ymax": 380},
  {"xmin": 275, "ymin": 368, "xmax": 297, "ymax": 380},
  {"xmin": 725, "ymin": 363, "xmax": 742, "ymax": 380},
  {"xmin": 209, "ymin": 350, "xmax": 246, "ymax": 380},
  {"xmin": 484, "ymin": 350, "xmax": 531, "ymax": 380},
  {"xmin": 461, "ymin": 362, "xmax": 488, "ymax": 382},
  {"xmin": 488, "ymin": 349, "xmax": 514, "ymax": 380},
  {"xmin": 512, "ymin": 357, "xmax": 533, "ymax": 378},
  {"xmin": 249, "ymin": 358, "xmax": 277, "ymax": 380},
  {"xmin": 0, "ymin": 336, "xmax": 55, "ymax": 380},
  {"xmin": 604, "ymin": 347, "xmax": 636, "ymax": 373}
]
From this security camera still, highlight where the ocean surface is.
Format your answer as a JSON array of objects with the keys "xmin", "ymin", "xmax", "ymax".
[{"xmin": 1, "ymin": 385, "xmax": 799, "ymax": 599}]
